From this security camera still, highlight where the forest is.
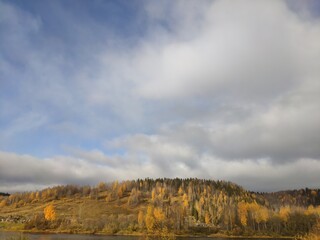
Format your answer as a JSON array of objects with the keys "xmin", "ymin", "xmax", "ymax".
[{"xmin": 0, "ymin": 178, "xmax": 320, "ymax": 238}]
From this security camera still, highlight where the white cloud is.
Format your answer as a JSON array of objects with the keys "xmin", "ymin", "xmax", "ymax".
[
  {"xmin": 125, "ymin": 0, "xmax": 320, "ymax": 103},
  {"xmin": 1, "ymin": 149, "xmax": 320, "ymax": 192},
  {"xmin": 0, "ymin": 0, "xmax": 320, "ymax": 192}
]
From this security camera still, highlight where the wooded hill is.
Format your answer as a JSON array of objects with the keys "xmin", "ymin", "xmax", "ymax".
[{"xmin": 0, "ymin": 178, "xmax": 319, "ymax": 237}]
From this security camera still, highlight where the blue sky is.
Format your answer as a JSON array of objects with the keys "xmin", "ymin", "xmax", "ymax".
[
  {"xmin": 1, "ymin": 0, "xmax": 147, "ymax": 155},
  {"xmin": 1, "ymin": 0, "xmax": 320, "ymax": 192}
]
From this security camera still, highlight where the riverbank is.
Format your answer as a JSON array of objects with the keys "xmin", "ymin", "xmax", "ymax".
[
  {"xmin": 208, "ymin": 233, "xmax": 294, "ymax": 239},
  {"xmin": 0, "ymin": 227, "xmax": 295, "ymax": 239}
]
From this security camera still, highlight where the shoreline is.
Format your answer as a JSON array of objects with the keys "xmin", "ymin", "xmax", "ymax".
[{"xmin": 0, "ymin": 229, "xmax": 295, "ymax": 239}]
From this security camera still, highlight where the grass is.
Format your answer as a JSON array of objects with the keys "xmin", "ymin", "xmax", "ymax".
[
  {"xmin": 1, "ymin": 192, "xmax": 319, "ymax": 238},
  {"xmin": 0, "ymin": 193, "xmax": 142, "ymax": 234},
  {"xmin": 3, "ymin": 232, "xmax": 29, "ymax": 240},
  {"xmin": 0, "ymin": 195, "xmax": 137, "ymax": 219},
  {"xmin": 0, "ymin": 222, "xmax": 25, "ymax": 231}
]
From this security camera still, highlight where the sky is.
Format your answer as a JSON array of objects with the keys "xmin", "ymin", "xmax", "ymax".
[{"xmin": 0, "ymin": 0, "xmax": 320, "ymax": 193}]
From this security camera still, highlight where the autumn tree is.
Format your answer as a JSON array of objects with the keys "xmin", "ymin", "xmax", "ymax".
[
  {"xmin": 128, "ymin": 188, "xmax": 141, "ymax": 206},
  {"xmin": 138, "ymin": 210, "xmax": 145, "ymax": 229},
  {"xmin": 279, "ymin": 205, "xmax": 290, "ymax": 222},
  {"xmin": 154, "ymin": 207, "xmax": 165, "ymax": 229},
  {"xmin": 145, "ymin": 205, "xmax": 155, "ymax": 232},
  {"xmin": 255, "ymin": 205, "xmax": 269, "ymax": 231},
  {"xmin": 0, "ymin": 199, "xmax": 7, "ymax": 207},
  {"xmin": 205, "ymin": 211, "xmax": 211, "ymax": 225},
  {"xmin": 97, "ymin": 182, "xmax": 107, "ymax": 191},
  {"xmin": 44, "ymin": 204, "xmax": 56, "ymax": 221},
  {"xmin": 238, "ymin": 201, "xmax": 248, "ymax": 227}
]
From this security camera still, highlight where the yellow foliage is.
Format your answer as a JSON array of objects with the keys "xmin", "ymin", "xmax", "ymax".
[
  {"xmin": 205, "ymin": 211, "xmax": 211, "ymax": 224},
  {"xmin": 178, "ymin": 187, "xmax": 184, "ymax": 195},
  {"xmin": 138, "ymin": 210, "xmax": 144, "ymax": 227},
  {"xmin": 44, "ymin": 204, "xmax": 56, "ymax": 221},
  {"xmin": 0, "ymin": 199, "xmax": 7, "ymax": 207},
  {"xmin": 279, "ymin": 206, "xmax": 290, "ymax": 222},
  {"xmin": 203, "ymin": 188, "xmax": 207, "ymax": 196},
  {"xmin": 160, "ymin": 187, "xmax": 166, "ymax": 197},
  {"xmin": 145, "ymin": 205, "xmax": 155, "ymax": 232},
  {"xmin": 305, "ymin": 205, "xmax": 320, "ymax": 216},
  {"xmin": 301, "ymin": 233, "xmax": 320, "ymax": 240},
  {"xmin": 117, "ymin": 187, "xmax": 124, "ymax": 198},
  {"xmin": 248, "ymin": 201, "xmax": 259, "ymax": 212},
  {"xmin": 151, "ymin": 189, "xmax": 156, "ymax": 201},
  {"xmin": 242, "ymin": 201, "xmax": 269, "ymax": 224},
  {"xmin": 199, "ymin": 196, "xmax": 205, "ymax": 206},
  {"xmin": 182, "ymin": 193, "xmax": 188, "ymax": 208},
  {"xmin": 154, "ymin": 207, "xmax": 165, "ymax": 221},
  {"xmin": 159, "ymin": 226, "xmax": 176, "ymax": 240},
  {"xmin": 256, "ymin": 206, "xmax": 269, "ymax": 223},
  {"xmin": 306, "ymin": 205, "xmax": 315, "ymax": 215},
  {"xmin": 316, "ymin": 206, "xmax": 320, "ymax": 216},
  {"xmin": 97, "ymin": 182, "xmax": 106, "ymax": 191},
  {"xmin": 237, "ymin": 201, "xmax": 248, "ymax": 226}
]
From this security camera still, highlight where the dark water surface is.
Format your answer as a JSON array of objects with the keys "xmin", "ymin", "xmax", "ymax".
[
  {"xmin": 0, "ymin": 232, "xmax": 284, "ymax": 240},
  {"xmin": 0, "ymin": 232, "xmax": 141, "ymax": 240}
]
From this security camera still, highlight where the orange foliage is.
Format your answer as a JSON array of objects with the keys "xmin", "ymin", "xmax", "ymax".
[
  {"xmin": 145, "ymin": 205, "xmax": 155, "ymax": 232},
  {"xmin": 205, "ymin": 211, "xmax": 211, "ymax": 224},
  {"xmin": 44, "ymin": 204, "xmax": 56, "ymax": 221},
  {"xmin": 279, "ymin": 205, "xmax": 290, "ymax": 222},
  {"xmin": 154, "ymin": 207, "xmax": 165, "ymax": 221},
  {"xmin": 0, "ymin": 199, "xmax": 7, "ymax": 207},
  {"xmin": 237, "ymin": 201, "xmax": 248, "ymax": 226}
]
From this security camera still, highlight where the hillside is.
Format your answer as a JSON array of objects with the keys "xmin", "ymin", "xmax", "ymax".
[
  {"xmin": 0, "ymin": 178, "xmax": 320, "ymax": 237},
  {"xmin": 262, "ymin": 188, "xmax": 320, "ymax": 207}
]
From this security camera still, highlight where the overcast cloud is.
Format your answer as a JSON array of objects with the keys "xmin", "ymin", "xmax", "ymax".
[{"xmin": 0, "ymin": 0, "xmax": 320, "ymax": 192}]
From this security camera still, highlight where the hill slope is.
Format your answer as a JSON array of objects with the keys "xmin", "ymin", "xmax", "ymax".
[{"xmin": 0, "ymin": 178, "xmax": 319, "ymax": 237}]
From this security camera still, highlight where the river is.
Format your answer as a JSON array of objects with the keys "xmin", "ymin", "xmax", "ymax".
[
  {"xmin": 0, "ymin": 232, "xmax": 287, "ymax": 240},
  {"xmin": 0, "ymin": 232, "xmax": 141, "ymax": 240}
]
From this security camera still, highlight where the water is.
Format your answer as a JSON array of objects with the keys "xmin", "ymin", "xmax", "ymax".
[
  {"xmin": 0, "ymin": 232, "xmax": 142, "ymax": 240},
  {"xmin": 0, "ymin": 232, "xmax": 285, "ymax": 240}
]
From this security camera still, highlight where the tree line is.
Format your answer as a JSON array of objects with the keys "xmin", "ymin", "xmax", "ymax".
[{"xmin": 1, "ymin": 178, "xmax": 319, "ymax": 237}]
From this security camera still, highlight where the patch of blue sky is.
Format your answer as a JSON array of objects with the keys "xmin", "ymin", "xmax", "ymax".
[
  {"xmin": 286, "ymin": 0, "xmax": 320, "ymax": 19},
  {"xmin": 7, "ymin": 0, "xmax": 150, "ymax": 43}
]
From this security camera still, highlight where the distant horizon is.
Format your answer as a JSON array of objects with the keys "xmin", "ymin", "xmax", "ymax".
[
  {"xmin": 1, "ymin": 0, "xmax": 320, "ymax": 193},
  {"xmin": 1, "ymin": 177, "xmax": 319, "ymax": 194}
]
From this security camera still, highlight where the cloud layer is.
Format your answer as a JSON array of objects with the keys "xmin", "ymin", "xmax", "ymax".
[{"xmin": 0, "ymin": 0, "xmax": 320, "ymax": 192}]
